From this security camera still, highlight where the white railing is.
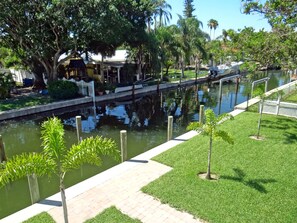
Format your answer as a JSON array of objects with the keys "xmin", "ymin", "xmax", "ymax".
[
  {"xmin": 62, "ymin": 78, "xmax": 96, "ymax": 109},
  {"xmin": 262, "ymin": 100, "xmax": 297, "ymax": 118},
  {"xmin": 261, "ymin": 80, "xmax": 297, "ymax": 118}
]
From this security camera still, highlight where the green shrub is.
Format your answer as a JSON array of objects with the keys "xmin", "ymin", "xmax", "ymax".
[
  {"xmin": 0, "ymin": 72, "xmax": 15, "ymax": 99},
  {"xmin": 48, "ymin": 80, "xmax": 78, "ymax": 100}
]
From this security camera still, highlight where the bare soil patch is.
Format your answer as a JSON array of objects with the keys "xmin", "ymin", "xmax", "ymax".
[
  {"xmin": 249, "ymin": 135, "xmax": 265, "ymax": 141},
  {"xmin": 198, "ymin": 172, "xmax": 219, "ymax": 181}
]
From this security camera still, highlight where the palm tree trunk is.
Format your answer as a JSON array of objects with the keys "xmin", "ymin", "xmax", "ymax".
[
  {"xmin": 181, "ymin": 56, "xmax": 185, "ymax": 78},
  {"xmin": 206, "ymin": 136, "xmax": 212, "ymax": 179},
  {"xmin": 195, "ymin": 57, "xmax": 200, "ymax": 84},
  {"xmin": 60, "ymin": 178, "xmax": 69, "ymax": 223}
]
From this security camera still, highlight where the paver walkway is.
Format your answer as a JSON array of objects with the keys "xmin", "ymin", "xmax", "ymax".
[{"xmin": 49, "ymin": 160, "xmax": 202, "ymax": 223}]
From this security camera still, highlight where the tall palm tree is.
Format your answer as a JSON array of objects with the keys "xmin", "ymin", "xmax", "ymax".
[
  {"xmin": 207, "ymin": 20, "xmax": 213, "ymax": 39},
  {"xmin": 158, "ymin": 0, "xmax": 172, "ymax": 27},
  {"xmin": 187, "ymin": 109, "xmax": 234, "ymax": 179},
  {"xmin": 153, "ymin": 0, "xmax": 172, "ymax": 31},
  {"xmin": 176, "ymin": 15, "xmax": 207, "ymax": 78},
  {"xmin": 0, "ymin": 117, "xmax": 120, "ymax": 223},
  {"xmin": 222, "ymin": 29, "xmax": 228, "ymax": 42},
  {"xmin": 212, "ymin": 19, "xmax": 219, "ymax": 40},
  {"xmin": 207, "ymin": 19, "xmax": 219, "ymax": 40}
]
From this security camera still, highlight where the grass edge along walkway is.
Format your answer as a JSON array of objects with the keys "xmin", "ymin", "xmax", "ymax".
[
  {"xmin": 142, "ymin": 112, "xmax": 297, "ymax": 223},
  {"xmin": 23, "ymin": 206, "xmax": 141, "ymax": 223}
]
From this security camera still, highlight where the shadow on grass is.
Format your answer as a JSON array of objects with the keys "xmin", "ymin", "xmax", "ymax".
[
  {"xmin": 261, "ymin": 118, "xmax": 297, "ymax": 144},
  {"xmin": 220, "ymin": 168, "xmax": 277, "ymax": 194},
  {"xmin": 261, "ymin": 117, "xmax": 297, "ymax": 130},
  {"xmin": 283, "ymin": 132, "xmax": 297, "ymax": 144}
]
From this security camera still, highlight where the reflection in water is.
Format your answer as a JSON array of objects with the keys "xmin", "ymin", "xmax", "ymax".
[{"xmin": 0, "ymin": 70, "xmax": 290, "ymax": 219}]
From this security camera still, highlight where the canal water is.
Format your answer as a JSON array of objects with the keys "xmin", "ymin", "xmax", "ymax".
[{"xmin": 0, "ymin": 70, "xmax": 290, "ymax": 218}]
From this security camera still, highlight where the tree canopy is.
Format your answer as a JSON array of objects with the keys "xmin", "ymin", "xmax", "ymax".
[
  {"xmin": 241, "ymin": 0, "xmax": 297, "ymax": 28},
  {"xmin": 240, "ymin": 0, "xmax": 297, "ymax": 70},
  {"xmin": 0, "ymin": 0, "xmax": 150, "ymax": 82},
  {"xmin": 183, "ymin": 0, "xmax": 196, "ymax": 18}
]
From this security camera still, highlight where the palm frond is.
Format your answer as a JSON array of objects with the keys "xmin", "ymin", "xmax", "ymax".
[
  {"xmin": 62, "ymin": 136, "xmax": 120, "ymax": 171},
  {"xmin": 41, "ymin": 117, "xmax": 66, "ymax": 160},
  {"xmin": 214, "ymin": 130, "xmax": 234, "ymax": 145},
  {"xmin": 0, "ymin": 153, "xmax": 56, "ymax": 187},
  {"xmin": 217, "ymin": 113, "xmax": 234, "ymax": 124},
  {"xmin": 205, "ymin": 109, "xmax": 216, "ymax": 125},
  {"xmin": 186, "ymin": 122, "xmax": 202, "ymax": 131}
]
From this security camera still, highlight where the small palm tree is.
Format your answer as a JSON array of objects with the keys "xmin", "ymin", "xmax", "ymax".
[
  {"xmin": 187, "ymin": 109, "xmax": 234, "ymax": 179},
  {"xmin": 0, "ymin": 117, "xmax": 120, "ymax": 223}
]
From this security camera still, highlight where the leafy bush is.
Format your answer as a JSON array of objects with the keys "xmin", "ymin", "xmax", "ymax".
[
  {"xmin": 47, "ymin": 80, "xmax": 78, "ymax": 99},
  {"xmin": 0, "ymin": 72, "xmax": 15, "ymax": 99}
]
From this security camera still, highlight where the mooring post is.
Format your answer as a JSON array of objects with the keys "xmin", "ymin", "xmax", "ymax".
[
  {"xmin": 199, "ymin": 105, "xmax": 204, "ymax": 124},
  {"xmin": 76, "ymin": 116, "xmax": 82, "ymax": 143},
  {"xmin": 120, "ymin": 130, "xmax": 127, "ymax": 162},
  {"xmin": 0, "ymin": 135, "xmax": 7, "ymax": 163},
  {"xmin": 27, "ymin": 174, "xmax": 40, "ymax": 204},
  {"xmin": 246, "ymin": 93, "xmax": 250, "ymax": 111},
  {"xmin": 167, "ymin": 116, "xmax": 173, "ymax": 141},
  {"xmin": 234, "ymin": 77, "xmax": 239, "ymax": 107}
]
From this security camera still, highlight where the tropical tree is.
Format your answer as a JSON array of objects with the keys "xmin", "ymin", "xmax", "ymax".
[
  {"xmin": 156, "ymin": 26, "xmax": 177, "ymax": 77},
  {"xmin": 241, "ymin": 0, "xmax": 297, "ymax": 28},
  {"xmin": 0, "ymin": 0, "xmax": 150, "ymax": 83},
  {"xmin": 0, "ymin": 117, "xmax": 120, "ymax": 223},
  {"xmin": 222, "ymin": 29, "xmax": 229, "ymax": 42},
  {"xmin": 0, "ymin": 47, "xmax": 22, "ymax": 69},
  {"xmin": 241, "ymin": 0, "xmax": 297, "ymax": 70},
  {"xmin": 207, "ymin": 19, "xmax": 219, "ymax": 40},
  {"xmin": 187, "ymin": 109, "xmax": 234, "ymax": 180},
  {"xmin": 212, "ymin": 20, "xmax": 219, "ymax": 40},
  {"xmin": 183, "ymin": 0, "xmax": 196, "ymax": 18},
  {"xmin": 0, "ymin": 72, "xmax": 15, "ymax": 99},
  {"xmin": 153, "ymin": 0, "xmax": 172, "ymax": 30},
  {"xmin": 175, "ymin": 16, "xmax": 207, "ymax": 78}
]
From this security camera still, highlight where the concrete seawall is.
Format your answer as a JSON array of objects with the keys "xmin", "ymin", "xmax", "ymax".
[{"xmin": 0, "ymin": 79, "xmax": 204, "ymax": 121}]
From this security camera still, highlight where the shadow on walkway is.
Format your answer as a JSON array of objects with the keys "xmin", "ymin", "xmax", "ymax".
[{"xmin": 39, "ymin": 199, "xmax": 62, "ymax": 207}]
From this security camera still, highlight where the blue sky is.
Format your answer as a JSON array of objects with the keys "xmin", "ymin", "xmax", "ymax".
[{"xmin": 166, "ymin": 0, "xmax": 271, "ymax": 38}]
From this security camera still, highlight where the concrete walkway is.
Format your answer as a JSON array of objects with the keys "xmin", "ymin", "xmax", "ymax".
[
  {"xmin": 1, "ymin": 131, "xmax": 206, "ymax": 223},
  {"xmin": 49, "ymin": 160, "xmax": 201, "ymax": 223}
]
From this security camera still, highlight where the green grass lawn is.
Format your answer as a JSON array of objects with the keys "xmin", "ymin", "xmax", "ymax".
[
  {"xmin": 22, "ymin": 212, "xmax": 55, "ymax": 223},
  {"xmin": 23, "ymin": 206, "xmax": 141, "ymax": 223},
  {"xmin": 283, "ymin": 89, "xmax": 297, "ymax": 103},
  {"xmin": 142, "ymin": 112, "xmax": 297, "ymax": 223},
  {"xmin": 0, "ymin": 95, "xmax": 53, "ymax": 111},
  {"xmin": 166, "ymin": 68, "xmax": 208, "ymax": 82},
  {"xmin": 85, "ymin": 206, "xmax": 141, "ymax": 223}
]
